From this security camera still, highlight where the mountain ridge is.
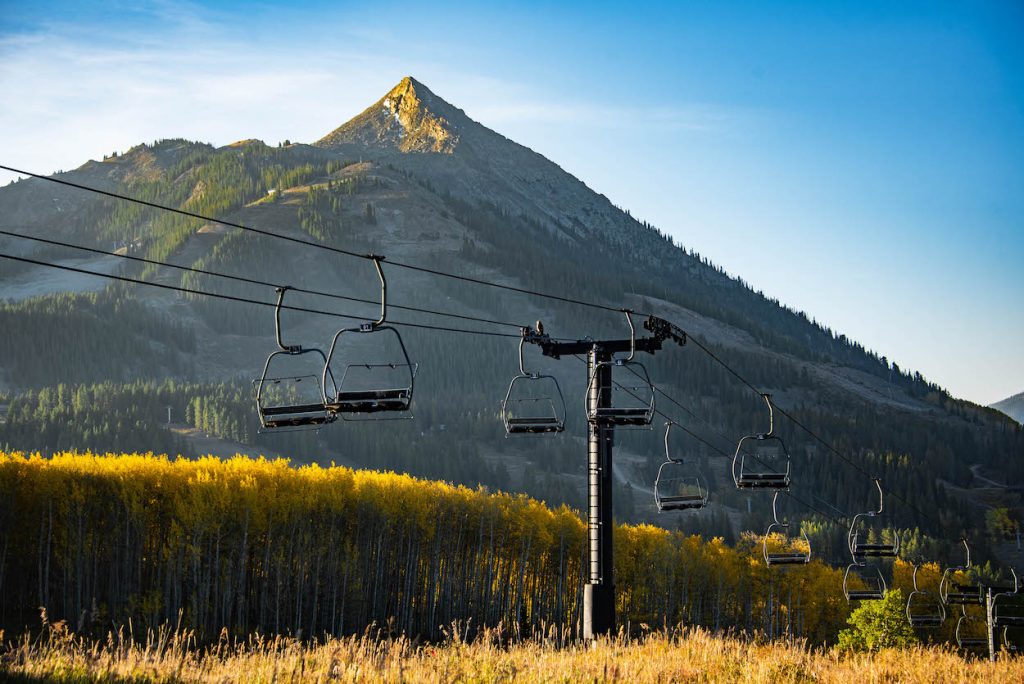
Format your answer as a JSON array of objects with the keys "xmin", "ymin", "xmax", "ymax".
[
  {"xmin": 318, "ymin": 77, "xmax": 462, "ymax": 153},
  {"xmin": 991, "ymin": 391, "xmax": 1024, "ymax": 424}
]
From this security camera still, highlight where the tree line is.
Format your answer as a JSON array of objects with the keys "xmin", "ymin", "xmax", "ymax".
[{"xmin": 0, "ymin": 451, "xmax": 855, "ymax": 644}]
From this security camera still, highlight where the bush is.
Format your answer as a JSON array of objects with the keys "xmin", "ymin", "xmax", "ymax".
[{"xmin": 837, "ymin": 588, "xmax": 919, "ymax": 651}]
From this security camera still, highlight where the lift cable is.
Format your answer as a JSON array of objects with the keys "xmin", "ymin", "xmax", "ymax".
[
  {"xmin": 684, "ymin": 335, "xmax": 950, "ymax": 533},
  {"xmin": 0, "ymin": 165, "xmax": 635, "ymax": 316},
  {"xmin": 570, "ymin": 355, "xmax": 842, "ymax": 525},
  {"xmin": 626, "ymin": 362, "xmax": 851, "ymax": 524},
  {"xmin": 0, "ymin": 251, "xmax": 521, "ymax": 339},
  {"xmin": 0, "ymin": 228, "xmax": 526, "ymax": 331}
]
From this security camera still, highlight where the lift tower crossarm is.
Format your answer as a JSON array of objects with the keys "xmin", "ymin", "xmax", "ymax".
[{"xmin": 524, "ymin": 315, "xmax": 681, "ymax": 359}]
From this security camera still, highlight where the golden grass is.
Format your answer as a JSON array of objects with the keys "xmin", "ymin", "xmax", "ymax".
[{"xmin": 2, "ymin": 624, "xmax": 1020, "ymax": 683}]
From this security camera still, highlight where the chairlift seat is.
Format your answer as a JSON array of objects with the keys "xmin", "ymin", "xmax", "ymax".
[
  {"xmin": 765, "ymin": 553, "xmax": 810, "ymax": 566},
  {"xmin": 590, "ymin": 407, "xmax": 653, "ymax": 426},
  {"xmin": 326, "ymin": 388, "xmax": 411, "ymax": 413},
  {"xmin": 262, "ymin": 403, "xmax": 328, "ymax": 415},
  {"xmin": 987, "ymin": 582, "xmax": 1018, "ymax": 592},
  {"xmin": 908, "ymin": 615, "xmax": 944, "ymax": 628},
  {"xmin": 994, "ymin": 614, "xmax": 1024, "ymax": 627},
  {"xmin": 736, "ymin": 472, "xmax": 791, "ymax": 489},
  {"xmin": 846, "ymin": 589, "xmax": 885, "ymax": 601},
  {"xmin": 657, "ymin": 494, "xmax": 707, "ymax": 512},
  {"xmin": 958, "ymin": 638, "xmax": 988, "ymax": 648},
  {"xmin": 944, "ymin": 584, "xmax": 984, "ymax": 605},
  {"xmin": 260, "ymin": 403, "xmax": 334, "ymax": 428},
  {"xmin": 852, "ymin": 543, "xmax": 899, "ymax": 558},
  {"xmin": 506, "ymin": 416, "xmax": 563, "ymax": 434}
]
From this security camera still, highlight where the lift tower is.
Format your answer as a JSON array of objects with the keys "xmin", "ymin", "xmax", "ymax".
[{"xmin": 526, "ymin": 314, "xmax": 684, "ymax": 638}]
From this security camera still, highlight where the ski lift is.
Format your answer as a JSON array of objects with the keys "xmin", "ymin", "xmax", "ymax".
[
  {"xmin": 586, "ymin": 310, "xmax": 655, "ymax": 427},
  {"xmin": 762, "ymin": 491, "xmax": 811, "ymax": 566},
  {"xmin": 254, "ymin": 287, "xmax": 336, "ymax": 431},
  {"xmin": 843, "ymin": 562, "xmax": 887, "ymax": 602},
  {"xmin": 732, "ymin": 394, "xmax": 791, "ymax": 489},
  {"xmin": 939, "ymin": 538, "xmax": 984, "ymax": 606},
  {"xmin": 955, "ymin": 606, "xmax": 989, "ymax": 650},
  {"xmin": 905, "ymin": 563, "xmax": 946, "ymax": 628},
  {"xmin": 322, "ymin": 256, "xmax": 416, "ymax": 418},
  {"xmin": 992, "ymin": 568, "xmax": 1024, "ymax": 629},
  {"xmin": 654, "ymin": 421, "xmax": 708, "ymax": 512},
  {"xmin": 501, "ymin": 325, "xmax": 566, "ymax": 435},
  {"xmin": 848, "ymin": 479, "xmax": 900, "ymax": 559}
]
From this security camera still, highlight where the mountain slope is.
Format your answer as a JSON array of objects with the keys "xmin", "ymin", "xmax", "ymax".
[
  {"xmin": 992, "ymin": 391, "xmax": 1024, "ymax": 424},
  {"xmin": 0, "ymin": 77, "xmax": 1020, "ymax": 566}
]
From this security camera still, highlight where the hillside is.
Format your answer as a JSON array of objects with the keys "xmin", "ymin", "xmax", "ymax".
[
  {"xmin": 992, "ymin": 391, "xmax": 1024, "ymax": 424},
  {"xmin": 0, "ymin": 76, "xmax": 1021, "ymax": 570}
]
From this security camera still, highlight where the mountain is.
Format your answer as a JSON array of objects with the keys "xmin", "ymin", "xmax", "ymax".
[
  {"xmin": 992, "ymin": 391, "xmax": 1024, "ymax": 424},
  {"xmin": 0, "ymin": 77, "xmax": 1021, "ymax": 566}
]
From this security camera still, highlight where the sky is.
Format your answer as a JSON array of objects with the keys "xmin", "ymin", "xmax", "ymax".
[{"xmin": 1, "ymin": 0, "xmax": 1022, "ymax": 406}]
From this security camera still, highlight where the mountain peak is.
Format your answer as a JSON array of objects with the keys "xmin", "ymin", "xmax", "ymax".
[{"xmin": 317, "ymin": 76, "xmax": 461, "ymax": 153}]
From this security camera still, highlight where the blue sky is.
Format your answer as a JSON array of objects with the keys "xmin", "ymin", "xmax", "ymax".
[{"xmin": 1, "ymin": 1, "xmax": 1022, "ymax": 405}]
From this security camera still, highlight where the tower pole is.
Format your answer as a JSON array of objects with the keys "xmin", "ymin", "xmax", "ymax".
[{"xmin": 583, "ymin": 345, "xmax": 615, "ymax": 639}]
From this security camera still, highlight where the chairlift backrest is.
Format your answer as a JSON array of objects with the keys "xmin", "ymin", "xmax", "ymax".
[
  {"xmin": 733, "ymin": 394, "xmax": 791, "ymax": 489},
  {"xmin": 321, "ymin": 256, "xmax": 416, "ymax": 419},
  {"xmin": 654, "ymin": 422, "xmax": 708, "ymax": 512},
  {"xmin": 501, "ymin": 326, "xmax": 566, "ymax": 435},
  {"xmin": 255, "ymin": 287, "xmax": 335, "ymax": 431}
]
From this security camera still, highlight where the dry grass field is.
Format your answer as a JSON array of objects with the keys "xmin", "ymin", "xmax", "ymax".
[{"xmin": 1, "ymin": 624, "xmax": 1020, "ymax": 683}]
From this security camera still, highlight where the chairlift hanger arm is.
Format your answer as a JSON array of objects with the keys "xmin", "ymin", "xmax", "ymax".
[
  {"xmin": 274, "ymin": 287, "xmax": 301, "ymax": 353},
  {"xmin": 370, "ymin": 255, "xmax": 387, "ymax": 328}
]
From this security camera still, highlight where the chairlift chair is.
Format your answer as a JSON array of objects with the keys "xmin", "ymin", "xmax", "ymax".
[
  {"xmin": 762, "ymin": 491, "xmax": 811, "ymax": 566},
  {"xmin": 501, "ymin": 326, "xmax": 566, "ymax": 435},
  {"xmin": 992, "ymin": 568, "xmax": 1024, "ymax": 629},
  {"xmin": 939, "ymin": 538, "xmax": 984, "ymax": 606},
  {"xmin": 955, "ymin": 606, "xmax": 989, "ymax": 650},
  {"xmin": 654, "ymin": 422, "xmax": 708, "ymax": 512},
  {"xmin": 1003, "ymin": 627, "xmax": 1021, "ymax": 654},
  {"xmin": 732, "ymin": 394, "xmax": 791, "ymax": 490},
  {"xmin": 843, "ymin": 562, "xmax": 887, "ymax": 602},
  {"xmin": 322, "ymin": 257, "xmax": 416, "ymax": 419},
  {"xmin": 254, "ymin": 287, "xmax": 336, "ymax": 431},
  {"xmin": 586, "ymin": 310, "xmax": 655, "ymax": 427},
  {"xmin": 848, "ymin": 479, "xmax": 900, "ymax": 559},
  {"xmin": 905, "ymin": 563, "xmax": 946, "ymax": 628}
]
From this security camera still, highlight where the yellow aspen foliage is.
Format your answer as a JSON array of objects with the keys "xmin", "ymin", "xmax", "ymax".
[{"xmin": 0, "ymin": 451, "xmax": 850, "ymax": 643}]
